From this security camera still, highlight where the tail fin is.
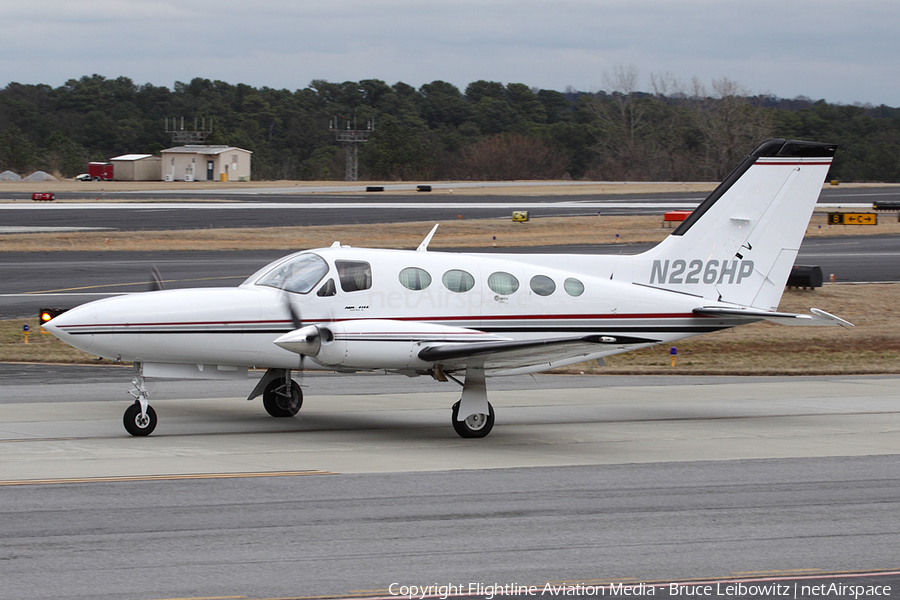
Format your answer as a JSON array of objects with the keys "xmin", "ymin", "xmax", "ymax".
[{"xmin": 631, "ymin": 139, "xmax": 836, "ymax": 310}]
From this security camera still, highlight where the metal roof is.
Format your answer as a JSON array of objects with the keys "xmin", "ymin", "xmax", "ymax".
[
  {"xmin": 110, "ymin": 154, "xmax": 158, "ymax": 161},
  {"xmin": 161, "ymin": 145, "xmax": 252, "ymax": 155}
]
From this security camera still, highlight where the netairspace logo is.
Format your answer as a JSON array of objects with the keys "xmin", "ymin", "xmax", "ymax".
[
  {"xmin": 388, "ymin": 580, "xmax": 894, "ymax": 599},
  {"xmin": 388, "ymin": 582, "xmax": 657, "ymax": 598}
]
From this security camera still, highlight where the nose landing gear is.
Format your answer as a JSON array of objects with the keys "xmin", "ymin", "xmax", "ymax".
[
  {"xmin": 124, "ymin": 401, "xmax": 157, "ymax": 436},
  {"xmin": 124, "ymin": 362, "xmax": 157, "ymax": 436}
]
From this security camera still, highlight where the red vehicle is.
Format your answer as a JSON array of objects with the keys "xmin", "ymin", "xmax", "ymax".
[{"xmin": 87, "ymin": 162, "xmax": 114, "ymax": 181}]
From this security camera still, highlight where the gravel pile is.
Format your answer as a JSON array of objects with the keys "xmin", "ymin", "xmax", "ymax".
[
  {"xmin": 24, "ymin": 171, "xmax": 58, "ymax": 181},
  {"xmin": 0, "ymin": 170, "xmax": 22, "ymax": 181}
]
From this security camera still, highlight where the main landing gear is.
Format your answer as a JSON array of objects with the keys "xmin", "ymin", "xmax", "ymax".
[
  {"xmin": 249, "ymin": 368, "xmax": 303, "ymax": 417},
  {"xmin": 262, "ymin": 375, "xmax": 303, "ymax": 417},
  {"xmin": 445, "ymin": 361, "xmax": 495, "ymax": 438},
  {"xmin": 451, "ymin": 400, "xmax": 495, "ymax": 438}
]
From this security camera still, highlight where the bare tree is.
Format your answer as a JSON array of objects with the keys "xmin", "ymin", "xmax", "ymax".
[
  {"xmin": 586, "ymin": 65, "xmax": 658, "ymax": 179},
  {"xmin": 692, "ymin": 78, "xmax": 774, "ymax": 179},
  {"xmin": 455, "ymin": 134, "xmax": 569, "ymax": 180}
]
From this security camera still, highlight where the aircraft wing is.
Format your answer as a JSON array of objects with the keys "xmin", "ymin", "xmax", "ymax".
[
  {"xmin": 693, "ymin": 306, "xmax": 853, "ymax": 327},
  {"xmin": 418, "ymin": 334, "xmax": 660, "ymax": 372}
]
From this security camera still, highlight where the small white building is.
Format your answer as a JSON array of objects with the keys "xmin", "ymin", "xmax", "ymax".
[
  {"xmin": 110, "ymin": 154, "xmax": 162, "ymax": 181},
  {"xmin": 160, "ymin": 145, "xmax": 252, "ymax": 182}
]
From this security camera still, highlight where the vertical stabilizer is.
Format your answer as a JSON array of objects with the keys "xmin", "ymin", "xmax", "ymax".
[{"xmin": 630, "ymin": 139, "xmax": 836, "ymax": 310}]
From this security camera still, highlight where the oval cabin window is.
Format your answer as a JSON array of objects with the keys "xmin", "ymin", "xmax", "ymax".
[
  {"xmin": 442, "ymin": 269, "xmax": 475, "ymax": 293},
  {"xmin": 530, "ymin": 275, "xmax": 556, "ymax": 296},
  {"xmin": 564, "ymin": 277, "xmax": 585, "ymax": 297},
  {"xmin": 488, "ymin": 272, "xmax": 519, "ymax": 295},
  {"xmin": 399, "ymin": 267, "xmax": 432, "ymax": 291}
]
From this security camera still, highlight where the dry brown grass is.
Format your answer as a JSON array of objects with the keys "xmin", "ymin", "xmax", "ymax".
[
  {"xmin": 0, "ymin": 319, "xmax": 101, "ymax": 364},
  {"xmin": 553, "ymin": 283, "xmax": 900, "ymax": 375}
]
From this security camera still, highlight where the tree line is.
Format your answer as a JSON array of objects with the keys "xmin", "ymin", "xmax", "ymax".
[{"xmin": 1, "ymin": 72, "xmax": 898, "ymax": 182}]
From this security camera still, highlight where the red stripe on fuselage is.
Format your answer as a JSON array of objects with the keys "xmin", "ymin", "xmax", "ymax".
[{"xmin": 57, "ymin": 312, "xmax": 707, "ymax": 331}]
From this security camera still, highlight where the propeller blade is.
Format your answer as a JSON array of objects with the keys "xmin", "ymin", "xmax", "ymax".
[
  {"xmin": 288, "ymin": 300, "xmax": 302, "ymax": 330},
  {"xmin": 278, "ymin": 290, "xmax": 306, "ymax": 380},
  {"xmin": 280, "ymin": 289, "xmax": 303, "ymax": 330},
  {"xmin": 149, "ymin": 266, "xmax": 165, "ymax": 291}
]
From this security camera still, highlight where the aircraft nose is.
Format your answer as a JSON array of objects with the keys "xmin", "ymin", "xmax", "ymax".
[{"xmin": 42, "ymin": 302, "xmax": 99, "ymax": 351}]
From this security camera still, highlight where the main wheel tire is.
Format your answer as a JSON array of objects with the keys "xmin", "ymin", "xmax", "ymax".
[
  {"xmin": 263, "ymin": 379, "xmax": 303, "ymax": 417},
  {"xmin": 123, "ymin": 402, "xmax": 157, "ymax": 436},
  {"xmin": 451, "ymin": 400, "xmax": 495, "ymax": 438}
]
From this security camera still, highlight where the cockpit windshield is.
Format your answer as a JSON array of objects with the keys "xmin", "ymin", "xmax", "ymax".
[{"xmin": 256, "ymin": 253, "xmax": 329, "ymax": 294}]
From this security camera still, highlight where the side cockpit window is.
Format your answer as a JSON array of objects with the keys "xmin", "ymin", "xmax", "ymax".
[
  {"xmin": 256, "ymin": 253, "xmax": 329, "ymax": 294},
  {"xmin": 317, "ymin": 279, "xmax": 336, "ymax": 297},
  {"xmin": 336, "ymin": 260, "xmax": 372, "ymax": 292}
]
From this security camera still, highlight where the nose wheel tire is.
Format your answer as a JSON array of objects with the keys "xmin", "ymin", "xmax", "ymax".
[
  {"xmin": 263, "ymin": 379, "xmax": 303, "ymax": 417},
  {"xmin": 451, "ymin": 400, "xmax": 495, "ymax": 438},
  {"xmin": 123, "ymin": 402, "xmax": 157, "ymax": 436}
]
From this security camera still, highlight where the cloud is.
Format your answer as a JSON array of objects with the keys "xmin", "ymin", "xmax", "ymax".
[{"xmin": 2, "ymin": 0, "xmax": 898, "ymax": 105}]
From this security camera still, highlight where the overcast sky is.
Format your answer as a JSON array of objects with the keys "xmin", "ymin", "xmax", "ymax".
[{"xmin": 3, "ymin": 0, "xmax": 898, "ymax": 106}]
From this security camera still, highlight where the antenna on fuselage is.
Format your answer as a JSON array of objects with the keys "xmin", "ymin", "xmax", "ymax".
[{"xmin": 417, "ymin": 224, "xmax": 440, "ymax": 252}]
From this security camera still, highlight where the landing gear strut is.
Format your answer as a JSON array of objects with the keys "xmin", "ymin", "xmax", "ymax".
[
  {"xmin": 124, "ymin": 362, "xmax": 157, "ymax": 436},
  {"xmin": 448, "ymin": 361, "xmax": 495, "ymax": 438},
  {"xmin": 247, "ymin": 368, "xmax": 303, "ymax": 418},
  {"xmin": 253, "ymin": 368, "xmax": 303, "ymax": 417}
]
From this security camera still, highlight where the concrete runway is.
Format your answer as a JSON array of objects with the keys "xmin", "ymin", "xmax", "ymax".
[
  {"xmin": 1, "ymin": 185, "xmax": 896, "ymax": 231},
  {"xmin": 1, "ymin": 371, "xmax": 899, "ymax": 599}
]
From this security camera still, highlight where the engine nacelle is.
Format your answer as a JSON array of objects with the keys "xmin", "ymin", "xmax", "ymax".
[{"xmin": 274, "ymin": 319, "xmax": 506, "ymax": 370}]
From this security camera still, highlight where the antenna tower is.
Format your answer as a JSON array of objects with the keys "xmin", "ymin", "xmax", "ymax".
[
  {"xmin": 166, "ymin": 117, "xmax": 214, "ymax": 144},
  {"xmin": 329, "ymin": 116, "xmax": 373, "ymax": 181}
]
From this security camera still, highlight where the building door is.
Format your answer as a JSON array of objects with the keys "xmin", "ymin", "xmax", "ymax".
[{"xmin": 206, "ymin": 160, "xmax": 214, "ymax": 181}]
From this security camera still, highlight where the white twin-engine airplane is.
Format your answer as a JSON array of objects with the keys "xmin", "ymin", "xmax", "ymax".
[{"xmin": 45, "ymin": 139, "xmax": 852, "ymax": 438}]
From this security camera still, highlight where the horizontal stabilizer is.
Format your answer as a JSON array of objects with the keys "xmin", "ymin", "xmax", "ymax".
[{"xmin": 693, "ymin": 306, "xmax": 853, "ymax": 327}]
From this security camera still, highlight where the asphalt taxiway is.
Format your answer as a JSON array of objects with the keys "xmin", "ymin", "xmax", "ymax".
[
  {"xmin": 1, "ymin": 370, "xmax": 899, "ymax": 599},
  {"xmin": 3, "ymin": 371, "xmax": 898, "ymax": 478}
]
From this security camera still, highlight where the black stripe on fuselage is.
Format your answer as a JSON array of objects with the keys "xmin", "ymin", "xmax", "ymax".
[
  {"xmin": 62, "ymin": 325, "xmax": 731, "ymax": 336},
  {"xmin": 63, "ymin": 328, "xmax": 294, "ymax": 336}
]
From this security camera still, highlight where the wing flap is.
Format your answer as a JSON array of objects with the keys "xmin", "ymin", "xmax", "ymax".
[{"xmin": 418, "ymin": 334, "xmax": 660, "ymax": 372}]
